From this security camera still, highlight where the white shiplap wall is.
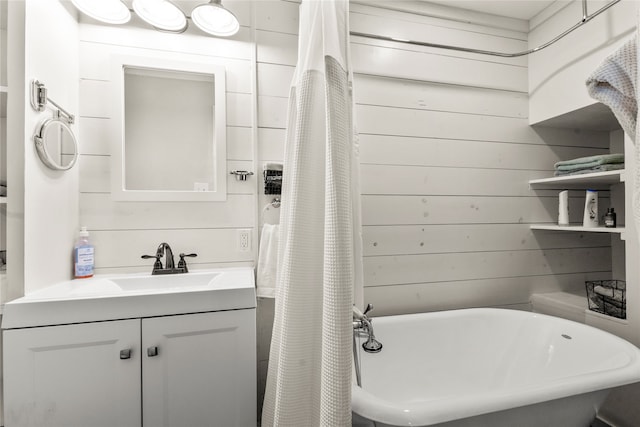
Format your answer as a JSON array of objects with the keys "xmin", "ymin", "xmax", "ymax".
[
  {"xmin": 253, "ymin": 1, "xmax": 614, "ymax": 415},
  {"xmin": 350, "ymin": 4, "xmax": 612, "ymax": 315},
  {"xmin": 253, "ymin": 0, "xmax": 297, "ymax": 418},
  {"xmin": 73, "ymin": 0, "xmax": 619, "ymax": 420},
  {"xmin": 77, "ymin": 5, "xmax": 256, "ymax": 273},
  {"xmin": 253, "ymin": 2, "xmax": 614, "ymax": 314}
]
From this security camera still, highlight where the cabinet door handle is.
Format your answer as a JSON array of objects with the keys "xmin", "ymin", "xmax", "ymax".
[
  {"xmin": 120, "ymin": 348, "xmax": 132, "ymax": 360},
  {"xmin": 147, "ymin": 346, "xmax": 159, "ymax": 357}
]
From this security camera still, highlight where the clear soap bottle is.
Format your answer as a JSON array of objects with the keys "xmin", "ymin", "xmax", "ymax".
[{"xmin": 74, "ymin": 226, "xmax": 95, "ymax": 278}]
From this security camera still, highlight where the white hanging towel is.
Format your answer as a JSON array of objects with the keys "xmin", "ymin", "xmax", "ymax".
[
  {"xmin": 586, "ymin": 36, "xmax": 637, "ymax": 139},
  {"xmin": 262, "ymin": 0, "xmax": 361, "ymax": 425},
  {"xmin": 257, "ymin": 224, "xmax": 280, "ymax": 298},
  {"xmin": 586, "ymin": 16, "xmax": 640, "ymax": 247}
]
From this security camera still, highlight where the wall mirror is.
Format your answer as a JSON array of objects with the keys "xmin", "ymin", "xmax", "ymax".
[
  {"xmin": 111, "ymin": 55, "xmax": 227, "ymax": 201},
  {"xmin": 33, "ymin": 118, "xmax": 78, "ymax": 171}
]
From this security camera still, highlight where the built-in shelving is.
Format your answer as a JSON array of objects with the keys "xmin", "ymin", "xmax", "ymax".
[
  {"xmin": 529, "ymin": 170, "xmax": 626, "ymax": 236},
  {"xmin": 526, "ymin": 130, "xmax": 631, "ymax": 337},
  {"xmin": 529, "ymin": 169, "xmax": 624, "ymax": 189},
  {"xmin": 530, "ymin": 224, "xmax": 625, "ymax": 236}
]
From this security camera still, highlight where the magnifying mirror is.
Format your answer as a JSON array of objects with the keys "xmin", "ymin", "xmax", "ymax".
[{"xmin": 33, "ymin": 118, "xmax": 78, "ymax": 171}]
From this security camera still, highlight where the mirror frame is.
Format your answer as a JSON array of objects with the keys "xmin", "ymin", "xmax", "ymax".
[
  {"xmin": 111, "ymin": 55, "xmax": 227, "ymax": 202},
  {"xmin": 33, "ymin": 117, "xmax": 78, "ymax": 171}
]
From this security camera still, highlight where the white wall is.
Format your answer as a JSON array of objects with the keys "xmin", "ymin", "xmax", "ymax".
[
  {"xmin": 529, "ymin": 0, "xmax": 639, "ymax": 125},
  {"xmin": 347, "ymin": 3, "xmax": 612, "ymax": 316},
  {"xmin": 0, "ymin": 2, "xmax": 7, "ymax": 255},
  {"xmin": 252, "ymin": 0, "xmax": 616, "ymax": 416},
  {"xmin": 5, "ymin": 0, "xmax": 79, "ymax": 298},
  {"xmin": 253, "ymin": 1, "xmax": 296, "ymax": 417},
  {"xmin": 6, "ymin": 0, "xmax": 632, "ymax": 422},
  {"xmin": 76, "ymin": 2, "xmax": 256, "ymax": 274}
]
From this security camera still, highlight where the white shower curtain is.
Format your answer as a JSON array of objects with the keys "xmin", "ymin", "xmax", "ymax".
[{"xmin": 261, "ymin": 0, "xmax": 362, "ymax": 426}]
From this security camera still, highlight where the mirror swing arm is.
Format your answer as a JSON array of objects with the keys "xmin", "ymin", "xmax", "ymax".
[
  {"xmin": 30, "ymin": 79, "xmax": 79, "ymax": 171},
  {"xmin": 31, "ymin": 80, "xmax": 75, "ymax": 124}
]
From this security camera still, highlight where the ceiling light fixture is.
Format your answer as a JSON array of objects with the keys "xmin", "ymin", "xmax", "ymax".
[
  {"xmin": 191, "ymin": 0, "xmax": 240, "ymax": 37},
  {"xmin": 70, "ymin": 0, "xmax": 131, "ymax": 25},
  {"xmin": 70, "ymin": 0, "xmax": 240, "ymax": 38},
  {"xmin": 132, "ymin": 0, "xmax": 188, "ymax": 33}
]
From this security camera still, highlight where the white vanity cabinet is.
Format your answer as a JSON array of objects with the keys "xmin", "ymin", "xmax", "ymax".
[
  {"xmin": 4, "ymin": 319, "xmax": 142, "ymax": 427},
  {"xmin": 142, "ymin": 310, "xmax": 256, "ymax": 427},
  {"xmin": 4, "ymin": 309, "xmax": 256, "ymax": 427}
]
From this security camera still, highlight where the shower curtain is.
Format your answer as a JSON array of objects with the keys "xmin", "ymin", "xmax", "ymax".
[{"xmin": 261, "ymin": 0, "xmax": 362, "ymax": 426}]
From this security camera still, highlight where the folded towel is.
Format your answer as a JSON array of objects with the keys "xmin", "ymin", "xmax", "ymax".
[
  {"xmin": 256, "ymin": 224, "xmax": 280, "ymax": 298},
  {"xmin": 585, "ymin": 37, "xmax": 637, "ymax": 140},
  {"xmin": 554, "ymin": 153, "xmax": 624, "ymax": 170},
  {"xmin": 554, "ymin": 163, "xmax": 624, "ymax": 176},
  {"xmin": 594, "ymin": 285, "xmax": 625, "ymax": 302}
]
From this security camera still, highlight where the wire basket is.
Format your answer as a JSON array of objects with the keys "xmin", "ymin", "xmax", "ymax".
[
  {"xmin": 585, "ymin": 280, "xmax": 626, "ymax": 319},
  {"xmin": 263, "ymin": 169, "xmax": 282, "ymax": 195}
]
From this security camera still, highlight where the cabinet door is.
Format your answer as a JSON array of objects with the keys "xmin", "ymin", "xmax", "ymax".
[
  {"xmin": 3, "ymin": 319, "xmax": 141, "ymax": 427},
  {"xmin": 142, "ymin": 310, "xmax": 256, "ymax": 427}
]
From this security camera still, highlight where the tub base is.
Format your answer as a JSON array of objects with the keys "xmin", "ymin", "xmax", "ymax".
[{"xmin": 353, "ymin": 389, "xmax": 610, "ymax": 427}]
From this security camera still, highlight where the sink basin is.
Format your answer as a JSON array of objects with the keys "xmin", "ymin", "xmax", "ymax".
[
  {"xmin": 2, "ymin": 267, "xmax": 256, "ymax": 329},
  {"xmin": 109, "ymin": 271, "xmax": 221, "ymax": 292}
]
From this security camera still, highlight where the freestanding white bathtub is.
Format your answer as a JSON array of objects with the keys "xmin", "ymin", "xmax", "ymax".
[{"xmin": 352, "ymin": 308, "xmax": 640, "ymax": 427}]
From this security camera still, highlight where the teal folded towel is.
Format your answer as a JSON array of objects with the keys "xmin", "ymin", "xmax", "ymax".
[
  {"xmin": 554, "ymin": 153, "xmax": 624, "ymax": 172},
  {"xmin": 554, "ymin": 163, "xmax": 624, "ymax": 176}
]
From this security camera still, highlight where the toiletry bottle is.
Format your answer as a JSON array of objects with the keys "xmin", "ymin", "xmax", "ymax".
[
  {"xmin": 558, "ymin": 190, "xmax": 569, "ymax": 225},
  {"xmin": 604, "ymin": 208, "xmax": 617, "ymax": 228},
  {"xmin": 583, "ymin": 190, "xmax": 599, "ymax": 228},
  {"xmin": 74, "ymin": 226, "xmax": 94, "ymax": 279}
]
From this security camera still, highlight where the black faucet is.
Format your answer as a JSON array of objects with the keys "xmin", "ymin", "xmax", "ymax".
[
  {"xmin": 142, "ymin": 243, "xmax": 196, "ymax": 275},
  {"xmin": 156, "ymin": 242, "xmax": 175, "ymax": 270}
]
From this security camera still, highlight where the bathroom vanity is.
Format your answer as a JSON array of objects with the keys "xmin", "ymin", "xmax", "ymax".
[{"xmin": 1, "ymin": 267, "xmax": 256, "ymax": 427}]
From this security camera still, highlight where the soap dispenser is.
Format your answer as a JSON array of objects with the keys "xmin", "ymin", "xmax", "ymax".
[{"xmin": 74, "ymin": 226, "xmax": 95, "ymax": 278}]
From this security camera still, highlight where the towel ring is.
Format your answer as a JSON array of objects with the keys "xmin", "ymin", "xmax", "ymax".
[{"xmin": 33, "ymin": 117, "xmax": 79, "ymax": 171}]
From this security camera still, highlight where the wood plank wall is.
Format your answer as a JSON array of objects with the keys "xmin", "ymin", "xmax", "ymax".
[
  {"xmin": 77, "ymin": 1, "xmax": 617, "ymax": 418},
  {"xmin": 77, "ymin": 3, "xmax": 256, "ymax": 274},
  {"xmin": 255, "ymin": 1, "xmax": 613, "ymax": 317},
  {"xmin": 353, "ymin": 4, "xmax": 615, "ymax": 315}
]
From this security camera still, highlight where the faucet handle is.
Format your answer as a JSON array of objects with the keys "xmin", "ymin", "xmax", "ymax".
[
  {"xmin": 179, "ymin": 253, "xmax": 198, "ymax": 258},
  {"xmin": 142, "ymin": 254, "xmax": 163, "ymax": 270},
  {"xmin": 363, "ymin": 303, "xmax": 374, "ymax": 316},
  {"xmin": 177, "ymin": 253, "xmax": 197, "ymax": 272}
]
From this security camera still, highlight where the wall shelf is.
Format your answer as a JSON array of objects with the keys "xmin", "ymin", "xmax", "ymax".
[
  {"xmin": 529, "ymin": 170, "xmax": 624, "ymax": 189},
  {"xmin": 530, "ymin": 224, "xmax": 624, "ymax": 233}
]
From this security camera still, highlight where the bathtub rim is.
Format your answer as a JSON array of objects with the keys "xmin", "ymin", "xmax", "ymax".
[{"xmin": 351, "ymin": 308, "xmax": 640, "ymax": 427}]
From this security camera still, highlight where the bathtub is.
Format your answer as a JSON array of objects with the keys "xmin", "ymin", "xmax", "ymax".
[{"xmin": 352, "ymin": 308, "xmax": 640, "ymax": 427}]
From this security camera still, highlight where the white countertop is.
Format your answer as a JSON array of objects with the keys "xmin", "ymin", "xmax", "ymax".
[{"xmin": 2, "ymin": 267, "xmax": 256, "ymax": 329}]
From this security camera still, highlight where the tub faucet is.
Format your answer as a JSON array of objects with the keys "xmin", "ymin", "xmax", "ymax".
[{"xmin": 353, "ymin": 304, "xmax": 383, "ymax": 353}]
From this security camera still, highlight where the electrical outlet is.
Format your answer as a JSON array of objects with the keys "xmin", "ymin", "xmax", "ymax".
[
  {"xmin": 238, "ymin": 229, "xmax": 251, "ymax": 252},
  {"xmin": 194, "ymin": 182, "xmax": 209, "ymax": 192}
]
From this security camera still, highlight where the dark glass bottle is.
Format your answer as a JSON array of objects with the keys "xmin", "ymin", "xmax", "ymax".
[{"xmin": 604, "ymin": 208, "xmax": 616, "ymax": 228}]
